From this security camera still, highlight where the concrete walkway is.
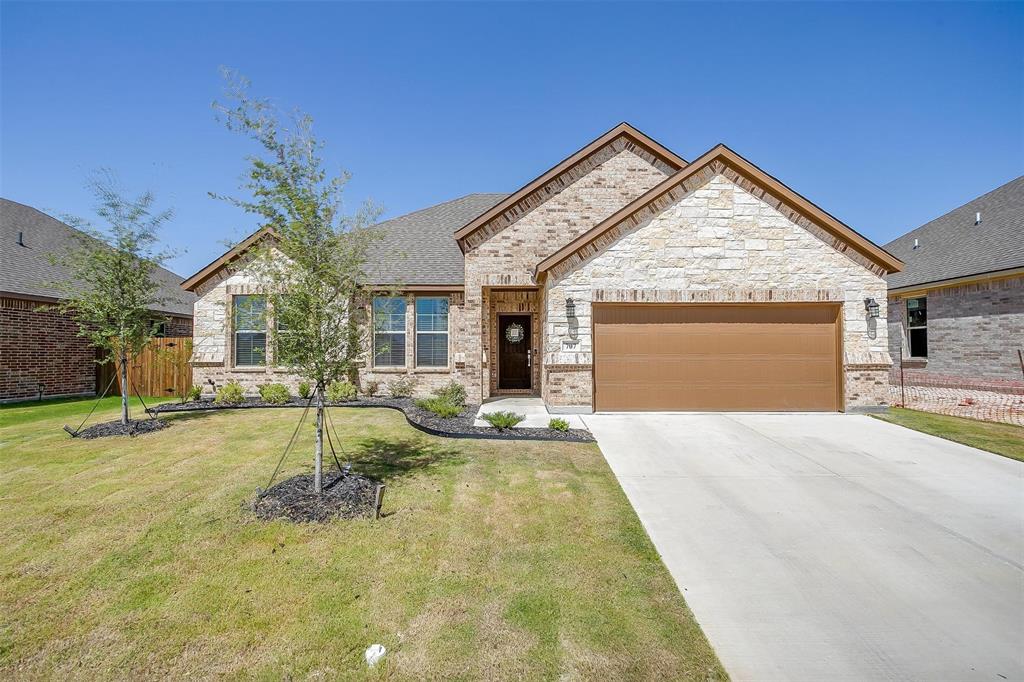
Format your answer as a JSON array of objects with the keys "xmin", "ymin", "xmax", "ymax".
[
  {"xmin": 584, "ymin": 412, "xmax": 1024, "ymax": 682},
  {"xmin": 473, "ymin": 397, "xmax": 586, "ymax": 429}
]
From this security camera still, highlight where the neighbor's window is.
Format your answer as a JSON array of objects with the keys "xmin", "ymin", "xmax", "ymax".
[
  {"xmin": 373, "ymin": 296, "xmax": 406, "ymax": 367},
  {"xmin": 416, "ymin": 297, "xmax": 449, "ymax": 367},
  {"xmin": 907, "ymin": 296, "xmax": 927, "ymax": 358},
  {"xmin": 234, "ymin": 294, "xmax": 267, "ymax": 366}
]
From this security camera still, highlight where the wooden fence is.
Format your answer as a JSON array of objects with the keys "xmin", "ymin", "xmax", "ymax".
[{"xmin": 96, "ymin": 336, "xmax": 193, "ymax": 399}]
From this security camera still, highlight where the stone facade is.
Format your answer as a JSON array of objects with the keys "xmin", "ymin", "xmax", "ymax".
[
  {"xmin": 543, "ymin": 172, "xmax": 891, "ymax": 409},
  {"xmin": 887, "ymin": 275, "xmax": 1024, "ymax": 390}
]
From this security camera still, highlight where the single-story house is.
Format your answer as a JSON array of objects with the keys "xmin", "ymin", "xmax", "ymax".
[
  {"xmin": 182, "ymin": 123, "xmax": 903, "ymax": 413},
  {"xmin": 885, "ymin": 176, "xmax": 1024, "ymax": 392},
  {"xmin": 0, "ymin": 198, "xmax": 195, "ymax": 402}
]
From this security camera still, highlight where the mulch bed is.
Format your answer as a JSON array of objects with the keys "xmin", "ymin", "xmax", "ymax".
[
  {"xmin": 76, "ymin": 418, "xmax": 168, "ymax": 439},
  {"xmin": 250, "ymin": 471, "xmax": 381, "ymax": 523},
  {"xmin": 151, "ymin": 397, "xmax": 595, "ymax": 442}
]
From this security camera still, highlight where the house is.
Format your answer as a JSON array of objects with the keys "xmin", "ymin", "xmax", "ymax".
[
  {"xmin": 0, "ymin": 198, "xmax": 195, "ymax": 401},
  {"xmin": 885, "ymin": 177, "xmax": 1024, "ymax": 392},
  {"xmin": 182, "ymin": 123, "xmax": 903, "ymax": 412}
]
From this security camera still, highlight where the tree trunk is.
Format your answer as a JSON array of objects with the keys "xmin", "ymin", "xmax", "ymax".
[
  {"xmin": 314, "ymin": 383, "xmax": 324, "ymax": 494},
  {"xmin": 120, "ymin": 352, "xmax": 129, "ymax": 426}
]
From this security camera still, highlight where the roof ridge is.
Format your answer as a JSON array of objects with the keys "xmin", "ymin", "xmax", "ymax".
[
  {"xmin": 884, "ymin": 174, "xmax": 1024, "ymax": 248},
  {"xmin": 374, "ymin": 192, "xmax": 508, "ymax": 227}
]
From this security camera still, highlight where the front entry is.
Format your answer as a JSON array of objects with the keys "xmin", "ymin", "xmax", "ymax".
[{"xmin": 498, "ymin": 314, "xmax": 532, "ymax": 390}]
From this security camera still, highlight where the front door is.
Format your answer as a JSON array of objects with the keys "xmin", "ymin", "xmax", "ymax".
[{"xmin": 498, "ymin": 315, "xmax": 531, "ymax": 390}]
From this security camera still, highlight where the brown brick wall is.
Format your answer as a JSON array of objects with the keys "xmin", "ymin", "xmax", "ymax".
[{"xmin": 888, "ymin": 275, "xmax": 1024, "ymax": 385}]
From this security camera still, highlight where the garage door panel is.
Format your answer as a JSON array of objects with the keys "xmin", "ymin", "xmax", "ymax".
[{"xmin": 593, "ymin": 304, "xmax": 840, "ymax": 412}]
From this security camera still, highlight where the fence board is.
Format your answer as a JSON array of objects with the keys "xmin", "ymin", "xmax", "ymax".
[{"xmin": 96, "ymin": 337, "xmax": 193, "ymax": 399}]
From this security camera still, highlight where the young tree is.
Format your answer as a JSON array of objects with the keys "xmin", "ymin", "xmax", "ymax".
[
  {"xmin": 50, "ymin": 173, "xmax": 178, "ymax": 426},
  {"xmin": 214, "ymin": 70, "xmax": 383, "ymax": 493}
]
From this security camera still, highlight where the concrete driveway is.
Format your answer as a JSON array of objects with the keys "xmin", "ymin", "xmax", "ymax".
[{"xmin": 582, "ymin": 413, "xmax": 1024, "ymax": 682}]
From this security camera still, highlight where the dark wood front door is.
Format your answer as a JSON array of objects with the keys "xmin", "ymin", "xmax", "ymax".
[{"xmin": 498, "ymin": 315, "xmax": 532, "ymax": 390}]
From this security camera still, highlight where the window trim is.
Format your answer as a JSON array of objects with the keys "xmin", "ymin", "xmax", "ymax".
[
  {"xmin": 415, "ymin": 296, "xmax": 450, "ymax": 369},
  {"xmin": 372, "ymin": 296, "xmax": 407, "ymax": 368},
  {"xmin": 233, "ymin": 294, "xmax": 268, "ymax": 368},
  {"xmin": 906, "ymin": 296, "xmax": 928, "ymax": 358}
]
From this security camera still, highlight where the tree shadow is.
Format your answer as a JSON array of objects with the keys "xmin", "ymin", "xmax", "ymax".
[{"xmin": 345, "ymin": 436, "xmax": 466, "ymax": 484}]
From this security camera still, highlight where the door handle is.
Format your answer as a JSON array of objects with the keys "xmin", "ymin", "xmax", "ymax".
[{"xmin": 527, "ymin": 349, "xmax": 532, "ymax": 367}]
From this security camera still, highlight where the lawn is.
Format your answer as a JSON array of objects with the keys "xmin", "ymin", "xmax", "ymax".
[
  {"xmin": 872, "ymin": 408, "xmax": 1024, "ymax": 462},
  {"xmin": 0, "ymin": 399, "xmax": 724, "ymax": 680}
]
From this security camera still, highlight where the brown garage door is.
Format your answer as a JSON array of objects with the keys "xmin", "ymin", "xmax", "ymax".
[{"xmin": 593, "ymin": 304, "xmax": 841, "ymax": 412}]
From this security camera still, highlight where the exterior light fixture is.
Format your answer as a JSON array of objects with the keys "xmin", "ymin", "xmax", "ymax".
[
  {"xmin": 565, "ymin": 297, "xmax": 576, "ymax": 318},
  {"xmin": 864, "ymin": 298, "xmax": 880, "ymax": 319}
]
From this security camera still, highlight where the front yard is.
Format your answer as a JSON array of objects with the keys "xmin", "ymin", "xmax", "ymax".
[{"xmin": 0, "ymin": 400, "xmax": 723, "ymax": 680}]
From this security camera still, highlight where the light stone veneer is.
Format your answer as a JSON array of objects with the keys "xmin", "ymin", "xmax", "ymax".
[{"xmin": 543, "ymin": 173, "xmax": 891, "ymax": 410}]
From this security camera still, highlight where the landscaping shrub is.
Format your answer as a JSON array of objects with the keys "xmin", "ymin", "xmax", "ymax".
[
  {"xmin": 362, "ymin": 380, "xmax": 380, "ymax": 397},
  {"xmin": 184, "ymin": 385, "xmax": 202, "ymax": 403},
  {"xmin": 388, "ymin": 377, "xmax": 415, "ymax": 398},
  {"xmin": 297, "ymin": 381, "xmax": 312, "ymax": 400},
  {"xmin": 214, "ymin": 380, "xmax": 245, "ymax": 405},
  {"xmin": 433, "ymin": 380, "xmax": 467, "ymax": 406},
  {"xmin": 259, "ymin": 383, "xmax": 291, "ymax": 405},
  {"xmin": 415, "ymin": 397, "xmax": 462, "ymax": 418},
  {"xmin": 548, "ymin": 417, "xmax": 570, "ymax": 432},
  {"xmin": 326, "ymin": 381, "xmax": 358, "ymax": 402},
  {"xmin": 482, "ymin": 411, "xmax": 525, "ymax": 430}
]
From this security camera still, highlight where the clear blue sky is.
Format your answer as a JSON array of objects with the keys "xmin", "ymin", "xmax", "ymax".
[{"xmin": 2, "ymin": 1, "xmax": 1022, "ymax": 277}]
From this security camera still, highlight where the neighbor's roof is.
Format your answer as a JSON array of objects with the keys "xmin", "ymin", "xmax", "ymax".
[
  {"xmin": 364, "ymin": 193, "xmax": 508, "ymax": 285},
  {"xmin": 0, "ymin": 198, "xmax": 196, "ymax": 317},
  {"xmin": 885, "ymin": 176, "xmax": 1024, "ymax": 290}
]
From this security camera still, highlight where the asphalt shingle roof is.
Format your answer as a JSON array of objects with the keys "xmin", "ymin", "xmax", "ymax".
[
  {"xmin": 885, "ymin": 176, "xmax": 1024, "ymax": 289},
  {"xmin": 1, "ymin": 198, "xmax": 196, "ymax": 317},
  {"xmin": 364, "ymin": 193, "xmax": 508, "ymax": 285}
]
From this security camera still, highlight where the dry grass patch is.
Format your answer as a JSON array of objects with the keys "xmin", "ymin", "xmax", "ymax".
[{"xmin": 0, "ymin": 399, "xmax": 725, "ymax": 680}]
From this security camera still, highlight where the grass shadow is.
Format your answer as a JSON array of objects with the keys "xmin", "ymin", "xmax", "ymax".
[{"xmin": 347, "ymin": 436, "xmax": 466, "ymax": 484}]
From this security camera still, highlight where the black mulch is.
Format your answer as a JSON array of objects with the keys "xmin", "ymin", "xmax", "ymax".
[
  {"xmin": 250, "ymin": 471, "xmax": 381, "ymax": 523},
  {"xmin": 151, "ymin": 397, "xmax": 595, "ymax": 442},
  {"xmin": 76, "ymin": 418, "xmax": 168, "ymax": 439}
]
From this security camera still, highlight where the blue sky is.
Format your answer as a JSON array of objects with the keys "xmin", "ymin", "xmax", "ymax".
[{"xmin": 2, "ymin": 1, "xmax": 1022, "ymax": 277}]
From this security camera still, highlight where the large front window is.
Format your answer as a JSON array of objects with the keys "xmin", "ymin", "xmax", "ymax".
[
  {"xmin": 373, "ymin": 296, "xmax": 406, "ymax": 367},
  {"xmin": 416, "ymin": 297, "xmax": 449, "ymax": 367},
  {"xmin": 234, "ymin": 295, "xmax": 267, "ymax": 366},
  {"xmin": 906, "ymin": 296, "xmax": 927, "ymax": 358}
]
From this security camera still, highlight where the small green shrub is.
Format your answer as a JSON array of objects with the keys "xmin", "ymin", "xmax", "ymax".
[
  {"xmin": 433, "ymin": 380, "xmax": 467, "ymax": 406},
  {"xmin": 482, "ymin": 411, "xmax": 525, "ymax": 430},
  {"xmin": 184, "ymin": 385, "xmax": 202, "ymax": 403},
  {"xmin": 297, "ymin": 381, "xmax": 312, "ymax": 400},
  {"xmin": 388, "ymin": 376, "xmax": 415, "ymax": 398},
  {"xmin": 548, "ymin": 417, "xmax": 570, "ymax": 432},
  {"xmin": 258, "ymin": 383, "xmax": 291, "ymax": 405},
  {"xmin": 416, "ymin": 397, "xmax": 462, "ymax": 418},
  {"xmin": 326, "ymin": 381, "xmax": 358, "ymax": 403},
  {"xmin": 214, "ymin": 380, "xmax": 245, "ymax": 405},
  {"xmin": 362, "ymin": 380, "xmax": 380, "ymax": 397}
]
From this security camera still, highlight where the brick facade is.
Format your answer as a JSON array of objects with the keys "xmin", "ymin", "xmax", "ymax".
[
  {"xmin": 0, "ymin": 295, "xmax": 192, "ymax": 402},
  {"xmin": 887, "ymin": 275, "xmax": 1024, "ymax": 390}
]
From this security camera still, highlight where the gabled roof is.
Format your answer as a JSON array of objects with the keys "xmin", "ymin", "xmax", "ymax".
[
  {"xmin": 1, "ymin": 198, "xmax": 196, "ymax": 317},
  {"xmin": 885, "ymin": 176, "xmax": 1024, "ymax": 290},
  {"xmin": 181, "ymin": 193, "xmax": 509, "ymax": 292},
  {"xmin": 453, "ymin": 122, "xmax": 687, "ymax": 249},
  {"xmin": 535, "ymin": 144, "xmax": 904, "ymax": 277}
]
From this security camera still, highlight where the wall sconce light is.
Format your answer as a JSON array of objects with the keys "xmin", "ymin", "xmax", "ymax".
[
  {"xmin": 864, "ymin": 298, "xmax": 880, "ymax": 319},
  {"xmin": 565, "ymin": 297, "xmax": 576, "ymax": 318}
]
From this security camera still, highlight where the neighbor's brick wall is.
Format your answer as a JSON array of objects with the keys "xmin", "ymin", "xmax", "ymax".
[
  {"xmin": 888, "ymin": 275, "xmax": 1024, "ymax": 387},
  {"xmin": 462, "ymin": 141, "xmax": 671, "ymax": 402},
  {"xmin": 543, "ymin": 171, "xmax": 891, "ymax": 409}
]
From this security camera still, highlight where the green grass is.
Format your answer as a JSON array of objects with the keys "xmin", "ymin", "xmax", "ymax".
[
  {"xmin": 0, "ymin": 396, "xmax": 175, "ymax": 428},
  {"xmin": 0, "ymin": 399, "xmax": 725, "ymax": 680},
  {"xmin": 872, "ymin": 408, "xmax": 1024, "ymax": 462}
]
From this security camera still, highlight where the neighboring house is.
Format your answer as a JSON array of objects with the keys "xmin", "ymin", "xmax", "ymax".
[
  {"xmin": 182, "ymin": 123, "xmax": 902, "ymax": 413},
  {"xmin": 0, "ymin": 198, "xmax": 195, "ymax": 402},
  {"xmin": 885, "ymin": 176, "xmax": 1024, "ymax": 392}
]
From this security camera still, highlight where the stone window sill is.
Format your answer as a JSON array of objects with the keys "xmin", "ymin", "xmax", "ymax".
[{"xmin": 370, "ymin": 367, "xmax": 452, "ymax": 374}]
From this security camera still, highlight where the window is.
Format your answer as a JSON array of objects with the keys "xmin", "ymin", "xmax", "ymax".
[
  {"xmin": 906, "ymin": 296, "xmax": 927, "ymax": 358},
  {"xmin": 373, "ymin": 296, "xmax": 406, "ymax": 367},
  {"xmin": 234, "ymin": 295, "xmax": 267, "ymax": 366},
  {"xmin": 416, "ymin": 297, "xmax": 449, "ymax": 367}
]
